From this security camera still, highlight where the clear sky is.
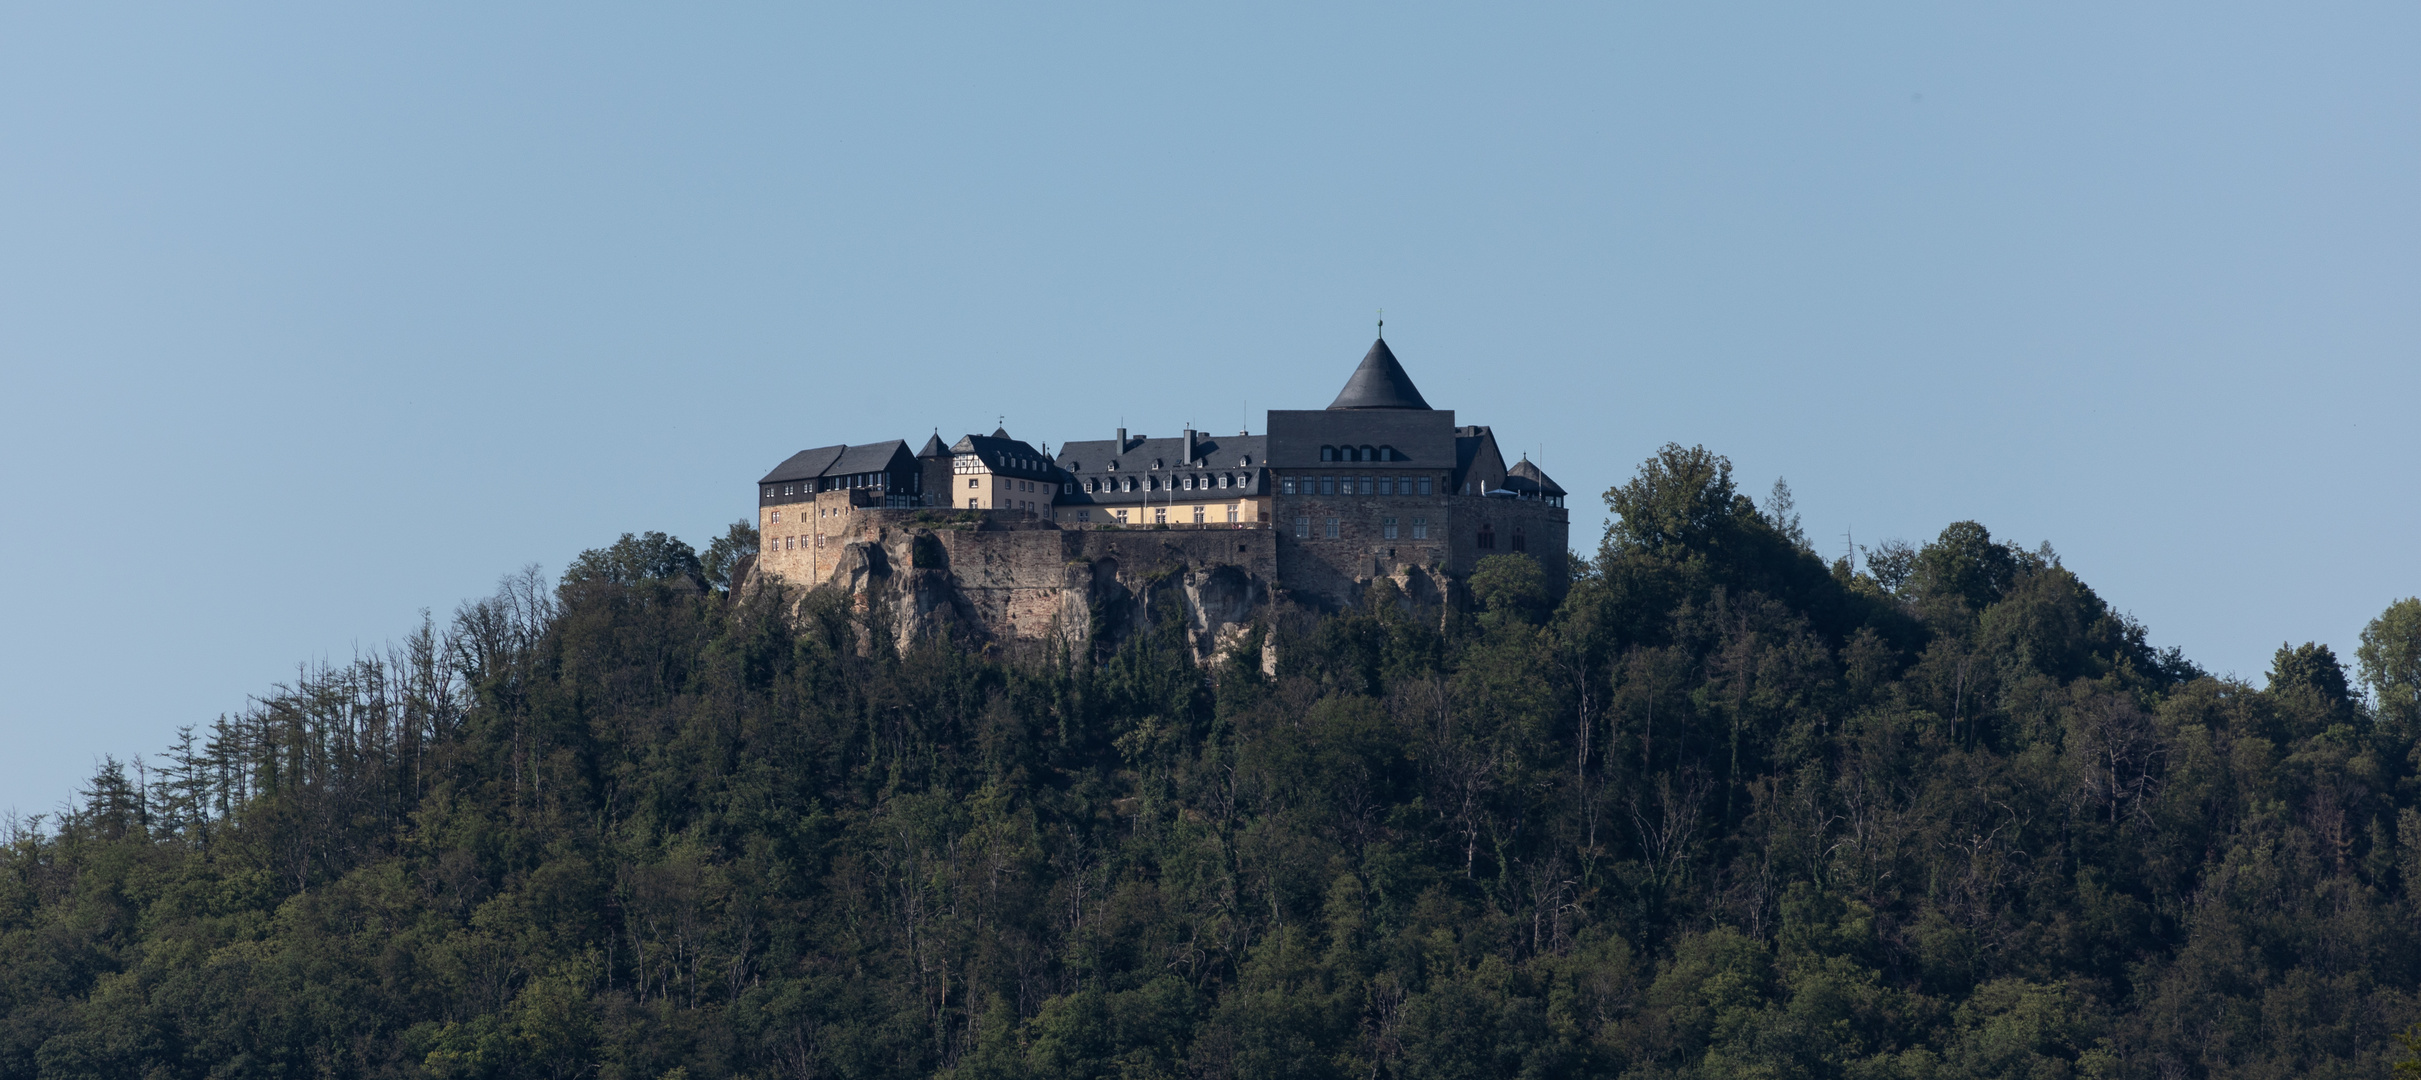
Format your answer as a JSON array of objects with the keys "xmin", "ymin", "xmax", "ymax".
[{"xmin": 3, "ymin": 4, "xmax": 2416, "ymax": 816}]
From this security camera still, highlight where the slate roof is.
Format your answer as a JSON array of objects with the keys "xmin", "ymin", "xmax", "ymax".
[
  {"xmin": 1454, "ymin": 426, "xmax": 1491, "ymax": 474},
  {"xmin": 918, "ymin": 433, "xmax": 948, "ymax": 458},
  {"xmin": 759, "ymin": 440, "xmax": 914, "ymax": 485},
  {"xmin": 949, "ymin": 432, "xmax": 1058, "ymax": 481},
  {"xmin": 760, "ymin": 444, "xmax": 849, "ymax": 484},
  {"xmin": 1266, "ymin": 408, "xmax": 1456, "ymax": 469},
  {"xmin": 1054, "ymin": 433, "xmax": 1268, "ymax": 505},
  {"xmin": 1504, "ymin": 457, "xmax": 1567, "ymax": 497},
  {"xmin": 1327, "ymin": 338, "xmax": 1433, "ymax": 411}
]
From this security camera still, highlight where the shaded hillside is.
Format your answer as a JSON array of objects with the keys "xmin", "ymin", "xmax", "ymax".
[{"xmin": 7, "ymin": 444, "xmax": 2421, "ymax": 1080}]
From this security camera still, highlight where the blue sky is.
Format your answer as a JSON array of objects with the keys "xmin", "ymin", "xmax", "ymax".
[{"xmin": 3, "ymin": 4, "xmax": 2416, "ymax": 814}]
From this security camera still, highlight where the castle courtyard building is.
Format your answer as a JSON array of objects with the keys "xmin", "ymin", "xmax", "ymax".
[{"xmin": 750, "ymin": 336, "xmax": 1570, "ymax": 613}]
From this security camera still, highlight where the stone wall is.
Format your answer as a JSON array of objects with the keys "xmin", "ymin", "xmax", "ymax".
[
  {"xmin": 743, "ymin": 497, "xmax": 1568, "ymax": 659},
  {"xmin": 746, "ymin": 510, "xmax": 1279, "ymax": 663},
  {"xmin": 1448, "ymin": 496, "xmax": 1572, "ymax": 602},
  {"xmin": 1270, "ymin": 489, "xmax": 1569, "ymax": 611}
]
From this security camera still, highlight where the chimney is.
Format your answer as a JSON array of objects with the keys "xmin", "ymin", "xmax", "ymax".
[
  {"xmin": 1184, "ymin": 428, "xmax": 1196, "ymax": 464},
  {"xmin": 1116, "ymin": 427, "xmax": 1127, "ymax": 452}
]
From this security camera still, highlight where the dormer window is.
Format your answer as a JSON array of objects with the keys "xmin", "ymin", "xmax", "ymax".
[
  {"xmin": 1320, "ymin": 446, "xmax": 1335, "ymax": 462},
  {"xmin": 1378, "ymin": 445, "xmax": 1395, "ymax": 461},
  {"xmin": 1239, "ymin": 455, "xmax": 1251, "ymax": 466}
]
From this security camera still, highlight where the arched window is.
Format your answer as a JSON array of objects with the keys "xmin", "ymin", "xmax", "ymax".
[{"xmin": 1477, "ymin": 524, "xmax": 1497, "ymax": 550}]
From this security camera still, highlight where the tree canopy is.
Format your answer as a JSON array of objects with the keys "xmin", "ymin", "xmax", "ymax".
[{"xmin": 4, "ymin": 444, "xmax": 2419, "ymax": 1080}]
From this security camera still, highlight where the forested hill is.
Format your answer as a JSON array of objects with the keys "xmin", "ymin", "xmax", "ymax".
[{"xmin": 10, "ymin": 445, "xmax": 2421, "ymax": 1080}]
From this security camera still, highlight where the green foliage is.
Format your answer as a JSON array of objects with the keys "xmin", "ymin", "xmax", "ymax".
[
  {"xmin": 563, "ymin": 531, "xmax": 705, "ymax": 588},
  {"xmin": 5, "ymin": 448, "xmax": 2419, "ymax": 1079},
  {"xmin": 2364, "ymin": 598, "xmax": 2421, "ymax": 738},
  {"xmin": 701, "ymin": 520, "xmax": 760, "ymax": 591}
]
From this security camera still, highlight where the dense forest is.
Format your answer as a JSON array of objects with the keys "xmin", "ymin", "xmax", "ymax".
[{"xmin": 9, "ymin": 444, "xmax": 2421, "ymax": 1080}]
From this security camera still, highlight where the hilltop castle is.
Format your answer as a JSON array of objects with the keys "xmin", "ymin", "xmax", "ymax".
[{"xmin": 741, "ymin": 337, "xmax": 1569, "ymax": 656}]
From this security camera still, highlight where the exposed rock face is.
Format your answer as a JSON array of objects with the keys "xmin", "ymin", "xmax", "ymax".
[{"xmin": 741, "ymin": 516, "xmax": 1282, "ymax": 665}]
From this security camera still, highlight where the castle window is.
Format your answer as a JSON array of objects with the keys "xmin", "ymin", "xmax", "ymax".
[
  {"xmin": 771, "ymin": 511, "xmax": 781, "ymax": 523},
  {"xmin": 968, "ymin": 498, "xmax": 980, "ymax": 509},
  {"xmin": 763, "ymin": 487, "xmax": 773, "ymax": 498},
  {"xmin": 1155, "ymin": 508, "xmax": 1167, "ymax": 524},
  {"xmin": 1320, "ymin": 477, "xmax": 1335, "ymax": 495},
  {"xmin": 1377, "ymin": 478, "xmax": 1393, "ymax": 496},
  {"xmin": 1321, "ymin": 446, "xmax": 1336, "ymax": 462},
  {"xmin": 1412, "ymin": 517, "xmax": 1428, "ymax": 539},
  {"xmin": 1115, "ymin": 509, "xmax": 1128, "ymax": 522},
  {"xmin": 1419, "ymin": 477, "xmax": 1433, "ymax": 495},
  {"xmin": 1183, "ymin": 476, "xmax": 1195, "ymax": 490},
  {"xmin": 1282, "ymin": 477, "xmax": 1297, "ymax": 495},
  {"xmin": 1359, "ymin": 477, "xmax": 1373, "ymax": 495},
  {"xmin": 1220, "ymin": 474, "xmax": 1231, "ymax": 488},
  {"xmin": 1239, "ymin": 456, "xmax": 1251, "ymax": 466},
  {"xmin": 1193, "ymin": 506, "xmax": 1205, "ymax": 523},
  {"xmin": 1324, "ymin": 517, "xmax": 1340, "ymax": 539},
  {"xmin": 1294, "ymin": 516, "xmax": 1310, "ymax": 538},
  {"xmin": 1063, "ymin": 482, "xmax": 1074, "ymax": 494},
  {"xmin": 1078, "ymin": 510, "xmax": 1091, "ymax": 521},
  {"xmin": 968, "ymin": 478, "xmax": 979, "ymax": 489},
  {"xmin": 1478, "ymin": 524, "xmax": 1496, "ymax": 549},
  {"xmin": 1512, "ymin": 526, "xmax": 1527, "ymax": 553},
  {"xmin": 1383, "ymin": 517, "xmax": 1399, "ymax": 540},
  {"xmin": 1379, "ymin": 445, "xmax": 1395, "ymax": 461},
  {"xmin": 1360, "ymin": 445, "xmax": 1376, "ymax": 461}
]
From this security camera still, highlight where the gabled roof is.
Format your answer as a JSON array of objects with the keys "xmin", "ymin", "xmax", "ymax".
[
  {"xmin": 1052, "ymin": 434, "xmax": 1269, "ymax": 505},
  {"xmin": 1327, "ymin": 337, "xmax": 1433, "ymax": 411},
  {"xmin": 758, "ymin": 440, "xmax": 914, "ymax": 485},
  {"xmin": 1056, "ymin": 434, "xmax": 1267, "ymax": 475},
  {"xmin": 1505, "ymin": 457, "xmax": 1567, "ymax": 497},
  {"xmin": 949, "ymin": 432, "xmax": 1057, "ymax": 480},
  {"xmin": 828, "ymin": 441, "xmax": 913, "ymax": 476},
  {"xmin": 761, "ymin": 444, "xmax": 849, "ymax": 484},
  {"xmin": 918, "ymin": 433, "xmax": 948, "ymax": 458}
]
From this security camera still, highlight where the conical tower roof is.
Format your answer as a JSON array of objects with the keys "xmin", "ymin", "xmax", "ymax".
[
  {"xmin": 1326, "ymin": 337, "xmax": 1432, "ymax": 410},
  {"xmin": 918, "ymin": 433, "xmax": 949, "ymax": 458},
  {"xmin": 1507, "ymin": 456, "xmax": 1566, "ymax": 496}
]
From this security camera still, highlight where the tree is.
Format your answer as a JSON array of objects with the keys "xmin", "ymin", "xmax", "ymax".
[
  {"xmin": 2360, "ymin": 597, "xmax": 2421, "ymax": 735},
  {"xmin": 702, "ymin": 519, "xmax": 761, "ymax": 592},
  {"xmin": 560, "ymin": 530, "xmax": 703, "ymax": 587}
]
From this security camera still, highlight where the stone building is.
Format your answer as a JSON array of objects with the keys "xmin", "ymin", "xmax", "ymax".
[
  {"xmin": 753, "ymin": 440, "xmax": 921, "ymax": 585},
  {"xmin": 749, "ymin": 336, "xmax": 1570, "ymax": 638}
]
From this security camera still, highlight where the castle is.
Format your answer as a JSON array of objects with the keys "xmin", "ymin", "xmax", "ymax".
[{"xmin": 742, "ymin": 337, "xmax": 1569, "ymax": 656}]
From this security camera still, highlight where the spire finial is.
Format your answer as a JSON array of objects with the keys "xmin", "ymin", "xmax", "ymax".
[{"xmin": 1377, "ymin": 309, "xmax": 1384, "ymax": 338}]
